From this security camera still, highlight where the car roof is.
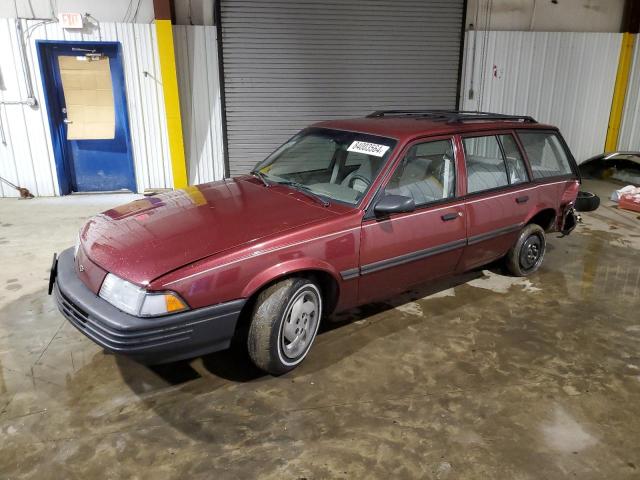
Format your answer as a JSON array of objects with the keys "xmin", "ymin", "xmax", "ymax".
[{"xmin": 313, "ymin": 112, "xmax": 557, "ymax": 143}]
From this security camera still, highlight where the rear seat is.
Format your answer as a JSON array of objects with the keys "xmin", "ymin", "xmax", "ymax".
[{"xmin": 466, "ymin": 155, "xmax": 509, "ymax": 193}]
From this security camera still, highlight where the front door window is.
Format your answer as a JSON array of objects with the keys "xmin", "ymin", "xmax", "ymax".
[{"xmin": 385, "ymin": 139, "xmax": 456, "ymax": 206}]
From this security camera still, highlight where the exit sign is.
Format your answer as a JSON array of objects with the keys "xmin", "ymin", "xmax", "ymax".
[{"xmin": 59, "ymin": 13, "xmax": 83, "ymax": 29}]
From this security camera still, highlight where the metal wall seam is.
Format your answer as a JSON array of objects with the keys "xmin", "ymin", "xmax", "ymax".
[
  {"xmin": 460, "ymin": 31, "xmax": 622, "ymax": 163},
  {"xmin": 24, "ymin": 20, "xmax": 57, "ymax": 196},
  {"xmin": 619, "ymin": 35, "xmax": 640, "ymax": 151},
  {"xmin": 173, "ymin": 25, "xmax": 225, "ymax": 185},
  {"xmin": 3, "ymin": 19, "xmax": 37, "ymax": 196},
  {"xmin": 208, "ymin": 27, "xmax": 225, "ymax": 182},
  {"xmin": 139, "ymin": 24, "xmax": 159, "ymax": 188},
  {"xmin": 151, "ymin": 24, "xmax": 174, "ymax": 189},
  {"xmin": 0, "ymin": 19, "xmax": 177, "ymax": 197},
  {"xmin": 0, "ymin": 19, "xmax": 20, "ymax": 197},
  {"xmin": 117, "ymin": 22, "xmax": 148, "ymax": 193}
]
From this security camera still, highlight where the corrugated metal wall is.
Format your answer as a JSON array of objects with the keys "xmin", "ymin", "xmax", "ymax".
[
  {"xmin": 220, "ymin": 0, "xmax": 465, "ymax": 176},
  {"xmin": 174, "ymin": 25, "xmax": 225, "ymax": 185},
  {"xmin": 0, "ymin": 18, "xmax": 172, "ymax": 197},
  {"xmin": 619, "ymin": 35, "xmax": 640, "ymax": 152},
  {"xmin": 460, "ymin": 31, "xmax": 621, "ymax": 163}
]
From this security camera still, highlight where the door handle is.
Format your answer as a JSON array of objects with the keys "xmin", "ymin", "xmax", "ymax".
[
  {"xmin": 516, "ymin": 195, "xmax": 529, "ymax": 204},
  {"xmin": 63, "ymin": 118, "xmax": 73, "ymax": 124},
  {"xmin": 441, "ymin": 212, "xmax": 460, "ymax": 222}
]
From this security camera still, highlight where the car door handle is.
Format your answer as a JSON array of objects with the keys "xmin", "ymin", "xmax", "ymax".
[
  {"xmin": 516, "ymin": 195, "xmax": 529, "ymax": 204},
  {"xmin": 441, "ymin": 212, "xmax": 460, "ymax": 221}
]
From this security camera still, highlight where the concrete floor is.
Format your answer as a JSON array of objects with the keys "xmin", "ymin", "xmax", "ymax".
[{"xmin": 0, "ymin": 180, "xmax": 639, "ymax": 479}]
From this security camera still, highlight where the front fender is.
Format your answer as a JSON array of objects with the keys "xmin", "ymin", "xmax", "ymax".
[{"xmin": 241, "ymin": 258, "xmax": 341, "ymax": 299}]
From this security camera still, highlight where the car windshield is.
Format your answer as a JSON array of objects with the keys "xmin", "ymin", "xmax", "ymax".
[{"xmin": 253, "ymin": 128, "xmax": 397, "ymax": 205}]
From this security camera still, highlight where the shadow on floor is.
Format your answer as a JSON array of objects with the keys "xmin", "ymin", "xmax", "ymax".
[{"xmin": 118, "ymin": 266, "xmax": 491, "ymax": 389}]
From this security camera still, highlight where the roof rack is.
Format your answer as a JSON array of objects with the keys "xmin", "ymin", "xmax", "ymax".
[{"xmin": 366, "ymin": 110, "xmax": 537, "ymax": 124}]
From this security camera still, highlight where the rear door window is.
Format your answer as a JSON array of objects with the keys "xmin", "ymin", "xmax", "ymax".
[
  {"xmin": 518, "ymin": 131, "xmax": 574, "ymax": 179},
  {"xmin": 462, "ymin": 135, "xmax": 510, "ymax": 193}
]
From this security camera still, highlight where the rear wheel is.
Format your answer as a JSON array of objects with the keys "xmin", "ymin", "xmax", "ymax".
[
  {"xmin": 505, "ymin": 224, "xmax": 546, "ymax": 277},
  {"xmin": 248, "ymin": 277, "xmax": 322, "ymax": 375}
]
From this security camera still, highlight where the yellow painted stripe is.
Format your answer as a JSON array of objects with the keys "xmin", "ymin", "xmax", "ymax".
[
  {"xmin": 155, "ymin": 19, "xmax": 188, "ymax": 189},
  {"xmin": 605, "ymin": 32, "xmax": 635, "ymax": 152}
]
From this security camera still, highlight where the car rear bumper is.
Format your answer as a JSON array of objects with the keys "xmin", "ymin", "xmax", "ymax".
[{"xmin": 52, "ymin": 248, "xmax": 245, "ymax": 364}]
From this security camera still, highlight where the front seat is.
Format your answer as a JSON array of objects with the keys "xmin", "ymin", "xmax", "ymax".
[{"xmin": 341, "ymin": 156, "xmax": 383, "ymax": 193}]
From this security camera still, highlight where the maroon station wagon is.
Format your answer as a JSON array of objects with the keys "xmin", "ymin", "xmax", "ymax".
[{"xmin": 50, "ymin": 110, "xmax": 581, "ymax": 375}]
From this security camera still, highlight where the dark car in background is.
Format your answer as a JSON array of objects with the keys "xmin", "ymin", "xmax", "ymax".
[
  {"xmin": 51, "ymin": 111, "xmax": 581, "ymax": 375},
  {"xmin": 580, "ymin": 151, "xmax": 640, "ymax": 186}
]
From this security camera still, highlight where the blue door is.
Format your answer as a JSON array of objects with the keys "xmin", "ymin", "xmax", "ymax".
[{"xmin": 37, "ymin": 41, "xmax": 136, "ymax": 194}]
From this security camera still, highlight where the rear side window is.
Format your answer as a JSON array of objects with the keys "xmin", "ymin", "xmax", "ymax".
[
  {"xmin": 462, "ymin": 136, "xmax": 510, "ymax": 193},
  {"xmin": 518, "ymin": 132, "xmax": 573, "ymax": 179}
]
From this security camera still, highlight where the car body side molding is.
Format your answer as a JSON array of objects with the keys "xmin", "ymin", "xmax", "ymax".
[
  {"xmin": 467, "ymin": 223, "xmax": 524, "ymax": 246},
  {"xmin": 340, "ymin": 222, "xmax": 525, "ymax": 279}
]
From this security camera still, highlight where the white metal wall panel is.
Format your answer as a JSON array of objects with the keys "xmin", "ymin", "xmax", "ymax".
[
  {"xmin": 0, "ymin": 19, "xmax": 172, "ymax": 197},
  {"xmin": 619, "ymin": 35, "xmax": 640, "ymax": 151},
  {"xmin": 221, "ymin": 0, "xmax": 465, "ymax": 176},
  {"xmin": 460, "ymin": 31, "xmax": 621, "ymax": 163},
  {"xmin": 174, "ymin": 25, "xmax": 225, "ymax": 184}
]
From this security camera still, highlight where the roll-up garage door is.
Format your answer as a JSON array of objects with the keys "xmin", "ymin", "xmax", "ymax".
[{"xmin": 220, "ymin": 0, "xmax": 465, "ymax": 176}]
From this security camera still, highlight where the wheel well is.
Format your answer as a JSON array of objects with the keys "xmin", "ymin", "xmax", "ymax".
[
  {"xmin": 304, "ymin": 270, "xmax": 340, "ymax": 315},
  {"xmin": 231, "ymin": 270, "xmax": 340, "ymax": 346},
  {"xmin": 528, "ymin": 208, "xmax": 557, "ymax": 232}
]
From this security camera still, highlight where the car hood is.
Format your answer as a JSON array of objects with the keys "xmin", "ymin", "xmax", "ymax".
[{"xmin": 80, "ymin": 178, "xmax": 337, "ymax": 285}]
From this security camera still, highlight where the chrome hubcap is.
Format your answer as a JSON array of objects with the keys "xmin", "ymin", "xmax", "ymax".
[{"xmin": 281, "ymin": 290, "xmax": 319, "ymax": 359}]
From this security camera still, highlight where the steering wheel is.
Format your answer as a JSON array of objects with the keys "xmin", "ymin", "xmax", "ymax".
[{"xmin": 346, "ymin": 173, "xmax": 372, "ymax": 190}]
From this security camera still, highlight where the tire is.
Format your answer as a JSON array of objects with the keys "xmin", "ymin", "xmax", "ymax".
[
  {"xmin": 505, "ymin": 224, "xmax": 546, "ymax": 277},
  {"xmin": 248, "ymin": 277, "xmax": 322, "ymax": 375},
  {"xmin": 574, "ymin": 191, "xmax": 600, "ymax": 212}
]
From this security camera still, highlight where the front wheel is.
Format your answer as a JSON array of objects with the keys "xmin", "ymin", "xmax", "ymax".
[
  {"xmin": 248, "ymin": 277, "xmax": 322, "ymax": 375},
  {"xmin": 505, "ymin": 224, "xmax": 546, "ymax": 277}
]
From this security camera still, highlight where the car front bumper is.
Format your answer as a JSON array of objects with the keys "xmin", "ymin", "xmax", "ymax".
[{"xmin": 52, "ymin": 248, "xmax": 246, "ymax": 364}]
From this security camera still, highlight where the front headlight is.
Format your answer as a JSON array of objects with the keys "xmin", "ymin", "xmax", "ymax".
[{"xmin": 99, "ymin": 273, "xmax": 188, "ymax": 317}]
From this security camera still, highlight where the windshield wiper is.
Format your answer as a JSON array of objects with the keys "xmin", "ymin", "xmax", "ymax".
[
  {"xmin": 277, "ymin": 180, "xmax": 330, "ymax": 207},
  {"xmin": 250, "ymin": 170, "xmax": 271, "ymax": 187}
]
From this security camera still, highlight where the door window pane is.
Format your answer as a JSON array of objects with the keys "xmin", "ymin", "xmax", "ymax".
[
  {"xmin": 518, "ymin": 132, "xmax": 573, "ymax": 179},
  {"xmin": 385, "ymin": 139, "xmax": 455, "ymax": 206},
  {"xmin": 498, "ymin": 134, "xmax": 528, "ymax": 184},
  {"xmin": 463, "ymin": 136, "xmax": 509, "ymax": 193},
  {"xmin": 58, "ymin": 56, "xmax": 115, "ymax": 140}
]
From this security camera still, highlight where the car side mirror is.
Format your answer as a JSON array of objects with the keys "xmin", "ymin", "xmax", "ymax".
[{"xmin": 374, "ymin": 194, "xmax": 415, "ymax": 216}]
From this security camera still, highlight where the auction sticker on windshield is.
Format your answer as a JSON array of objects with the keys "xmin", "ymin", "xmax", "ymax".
[{"xmin": 347, "ymin": 141, "xmax": 390, "ymax": 157}]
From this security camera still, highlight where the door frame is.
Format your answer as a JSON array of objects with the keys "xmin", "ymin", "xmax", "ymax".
[
  {"xmin": 36, "ymin": 40, "xmax": 136, "ymax": 195},
  {"xmin": 357, "ymin": 134, "xmax": 468, "ymax": 303}
]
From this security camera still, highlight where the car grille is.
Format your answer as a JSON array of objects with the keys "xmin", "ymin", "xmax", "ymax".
[{"xmin": 57, "ymin": 287, "xmax": 89, "ymax": 326}]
